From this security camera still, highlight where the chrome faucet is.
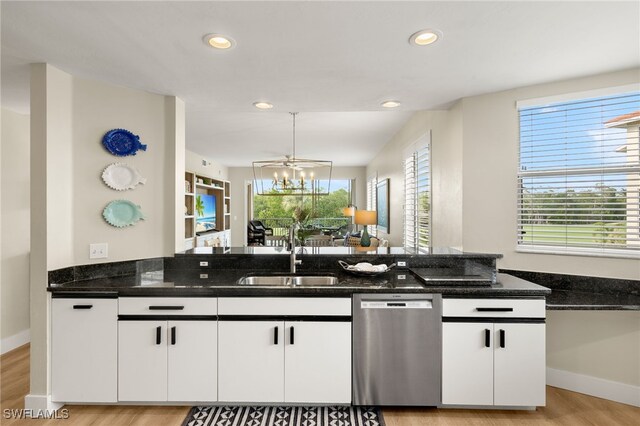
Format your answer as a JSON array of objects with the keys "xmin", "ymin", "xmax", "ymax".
[{"xmin": 288, "ymin": 224, "xmax": 302, "ymax": 273}]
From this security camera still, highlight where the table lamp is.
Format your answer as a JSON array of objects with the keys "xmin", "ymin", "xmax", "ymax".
[
  {"xmin": 342, "ymin": 205, "xmax": 356, "ymax": 234},
  {"xmin": 354, "ymin": 210, "xmax": 377, "ymax": 247}
]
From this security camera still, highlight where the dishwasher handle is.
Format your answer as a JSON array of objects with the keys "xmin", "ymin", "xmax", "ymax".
[{"xmin": 360, "ymin": 299, "xmax": 433, "ymax": 309}]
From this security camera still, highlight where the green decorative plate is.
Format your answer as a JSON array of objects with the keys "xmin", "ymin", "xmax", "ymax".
[{"xmin": 102, "ymin": 200, "xmax": 145, "ymax": 228}]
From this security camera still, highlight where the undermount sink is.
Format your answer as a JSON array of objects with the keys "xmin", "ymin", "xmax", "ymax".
[{"xmin": 237, "ymin": 275, "xmax": 339, "ymax": 287}]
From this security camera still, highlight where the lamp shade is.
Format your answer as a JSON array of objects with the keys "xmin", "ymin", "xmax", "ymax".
[
  {"xmin": 354, "ymin": 210, "xmax": 377, "ymax": 226},
  {"xmin": 342, "ymin": 206, "xmax": 356, "ymax": 217}
]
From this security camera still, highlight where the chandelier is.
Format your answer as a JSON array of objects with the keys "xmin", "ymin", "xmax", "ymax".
[{"xmin": 253, "ymin": 112, "xmax": 333, "ymax": 196}]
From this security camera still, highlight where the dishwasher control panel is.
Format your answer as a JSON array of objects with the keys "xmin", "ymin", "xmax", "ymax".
[{"xmin": 360, "ymin": 300, "xmax": 433, "ymax": 309}]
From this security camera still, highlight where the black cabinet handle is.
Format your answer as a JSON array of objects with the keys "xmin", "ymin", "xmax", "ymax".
[
  {"xmin": 149, "ymin": 306, "xmax": 184, "ymax": 310},
  {"xmin": 499, "ymin": 329, "xmax": 505, "ymax": 348},
  {"xmin": 274, "ymin": 326, "xmax": 279, "ymax": 345},
  {"xmin": 290, "ymin": 326, "xmax": 295, "ymax": 345},
  {"xmin": 171, "ymin": 326, "xmax": 176, "ymax": 345},
  {"xmin": 156, "ymin": 326, "xmax": 162, "ymax": 345},
  {"xmin": 484, "ymin": 329, "xmax": 491, "ymax": 347},
  {"xmin": 73, "ymin": 304, "xmax": 93, "ymax": 309},
  {"xmin": 476, "ymin": 307, "xmax": 514, "ymax": 312}
]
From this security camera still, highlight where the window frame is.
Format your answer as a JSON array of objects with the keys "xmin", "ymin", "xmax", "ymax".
[
  {"xmin": 516, "ymin": 87, "xmax": 640, "ymax": 259},
  {"xmin": 403, "ymin": 133, "xmax": 432, "ymax": 252},
  {"xmin": 366, "ymin": 175, "xmax": 377, "ymax": 237}
]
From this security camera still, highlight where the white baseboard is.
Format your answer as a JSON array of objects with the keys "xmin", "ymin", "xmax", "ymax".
[
  {"xmin": 547, "ymin": 367, "xmax": 640, "ymax": 407},
  {"xmin": 1, "ymin": 329, "xmax": 30, "ymax": 355},
  {"xmin": 24, "ymin": 394, "xmax": 64, "ymax": 411}
]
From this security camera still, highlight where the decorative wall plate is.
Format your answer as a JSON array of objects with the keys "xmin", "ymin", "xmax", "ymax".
[
  {"xmin": 102, "ymin": 162, "xmax": 146, "ymax": 191},
  {"xmin": 102, "ymin": 129, "xmax": 147, "ymax": 156},
  {"xmin": 102, "ymin": 200, "xmax": 145, "ymax": 228}
]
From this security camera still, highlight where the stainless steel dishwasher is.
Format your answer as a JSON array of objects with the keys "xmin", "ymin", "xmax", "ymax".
[{"xmin": 352, "ymin": 293, "xmax": 442, "ymax": 406}]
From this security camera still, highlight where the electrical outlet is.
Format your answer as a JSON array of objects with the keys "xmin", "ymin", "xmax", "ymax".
[
  {"xmin": 89, "ymin": 243, "xmax": 108, "ymax": 259},
  {"xmin": 397, "ymin": 261, "xmax": 407, "ymax": 267}
]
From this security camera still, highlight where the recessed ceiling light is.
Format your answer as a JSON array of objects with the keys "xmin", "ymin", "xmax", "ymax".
[
  {"xmin": 203, "ymin": 33, "xmax": 235, "ymax": 50},
  {"xmin": 381, "ymin": 100, "xmax": 401, "ymax": 108},
  {"xmin": 409, "ymin": 29, "xmax": 442, "ymax": 46},
  {"xmin": 253, "ymin": 101, "xmax": 273, "ymax": 110}
]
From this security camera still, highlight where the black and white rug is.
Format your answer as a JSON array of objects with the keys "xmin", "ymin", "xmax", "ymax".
[{"xmin": 182, "ymin": 406, "xmax": 385, "ymax": 426}]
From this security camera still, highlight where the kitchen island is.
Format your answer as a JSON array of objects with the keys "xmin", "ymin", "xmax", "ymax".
[{"xmin": 47, "ymin": 248, "xmax": 549, "ymax": 410}]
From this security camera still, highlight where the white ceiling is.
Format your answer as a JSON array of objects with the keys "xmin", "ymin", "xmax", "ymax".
[{"xmin": 2, "ymin": 1, "xmax": 639, "ymax": 166}]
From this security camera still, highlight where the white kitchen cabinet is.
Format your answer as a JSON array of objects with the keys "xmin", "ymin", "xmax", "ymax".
[
  {"xmin": 118, "ymin": 296, "xmax": 217, "ymax": 402},
  {"xmin": 442, "ymin": 322, "xmax": 545, "ymax": 407},
  {"xmin": 217, "ymin": 297, "xmax": 352, "ymax": 404},
  {"xmin": 442, "ymin": 297, "xmax": 546, "ymax": 407},
  {"xmin": 51, "ymin": 298, "xmax": 118, "ymax": 403},
  {"xmin": 493, "ymin": 323, "xmax": 545, "ymax": 406},
  {"xmin": 284, "ymin": 321, "xmax": 351, "ymax": 404},
  {"xmin": 118, "ymin": 321, "xmax": 168, "ymax": 402},
  {"xmin": 218, "ymin": 320, "xmax": 351, "ymax": 404},
  {"xmin": 218, "ymin": 321, "xmax": 285, "ymax": 402},
  {"xmin": 441, "ymin": 322, "xmax": 494, "ymax": 406},
  {"xmin": 119, "ymin": 320, "xmax": 217, "ymax": 402},
  {"xmin": 168, "ymin": 320, "xmax": 218, "ymax": 402}
]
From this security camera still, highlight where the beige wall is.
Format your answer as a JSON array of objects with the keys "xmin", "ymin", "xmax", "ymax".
[
  {"xmin": 185, "ymin": 149, "xmax": 228, "ymax": 180},
  {"xmin": 28, "ymin": 64, "xmax": 184, "ymax": 401},
  {"xmin": 71, "ymin": 77, "xmax": 182, "ymax": 265},
  {"xmin": 367, "ymin": 69, "xmax": 639, "ymax": 278},
  {"xmin": 547, "ymin": 310, "xmax": 640, "ymax": 386},
  {"xmin": 228, "ymin": 166, "xmax": 367, "ymax": 246},
  {"xmin": 461, "ymin": 68, "xmax": 640, "ymax": 280},
  {"xmin": 169, "ymin": 98, "xmax": 186, "ymax": 253},
  {"xmin": 29, "ymin": 64, "xmax": 74, "ymax": 397},
  {"xmin": 368, "ymin": 69, "xmax": 640, "ymax": 390},
  {"xmin": 366, "ymin": 109, "xmax": 464, "ymax": 248},
  {"xmin": 1, "ymin": 108, "xmax": 31, "ymax": 346}
]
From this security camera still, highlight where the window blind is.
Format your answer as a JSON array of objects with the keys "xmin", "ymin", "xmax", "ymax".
[
  {"xmin": 366, "ymin": 176, "xmax": 377, "ymax": 236},
  {"xmin": 404, "ymin": 145, "xmax": 431, "ymax": 251},
  {"xmin": 518, "ymin": 91, "xmax": 640, "ymax": 256}
]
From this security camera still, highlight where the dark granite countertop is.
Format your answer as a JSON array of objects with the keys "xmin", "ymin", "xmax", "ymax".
[
  {"xmin": 501, "ymin": 269, "xmax": 640, "ymax": 311},
  {"xmin": 545, "ymin": 289, "xmax": 640, "ymax": 310},
  {"xmin": 47, "ymin": 254, "xmax": 639, "ymax": 310},
  {"xmin": 48, "ymin": 271, "xmax": 549, "ymax": 298}
]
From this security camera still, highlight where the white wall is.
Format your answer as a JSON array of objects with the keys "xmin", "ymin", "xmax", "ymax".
[
  {"xmin": 1, "ymin": 108, "xmax": 31, "ymax": 353},
  {"xmin": 28, "ymin": 64, "xmax": 184, "ymax": 405},
  {"xmin": 227, "ymin": 166, "xmax": 366, "ymax": 246},
  {"xmin": 461, "ymin": 68, "xmax": 640, "ymax": 280}
]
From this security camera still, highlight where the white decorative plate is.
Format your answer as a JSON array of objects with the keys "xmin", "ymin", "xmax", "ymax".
[{"xmin": 101, "ymin": 162, "xmax": 146, "ymax": 191}]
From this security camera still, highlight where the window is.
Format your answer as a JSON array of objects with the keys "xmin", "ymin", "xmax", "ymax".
[
  {"xmin": 252, "ymin": 179, "xmax": 352, "ymax": 237},
  {"xmin": 404, "ymin": 139, "xmax": 431, "ymax": 251},
  {"xmin": 517, "ymin": 90, "xmax": 640, "ymax": 257},
  {"xmin": 366, "ymin": 175, "xmax": 377, "ymax": 236}
]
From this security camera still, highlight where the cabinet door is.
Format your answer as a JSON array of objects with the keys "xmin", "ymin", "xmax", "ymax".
[
  {"xmin": 494, "ymin": 323, "xmax": 546, "ymax": 406},
  {"xmin": 284, "ymin": 321, "xmax": 351, "ymax": 404},
  {"xmin": 51, "ymin": 299, "xmax": 118, "ymax": 402},
  {"xmin": 167, "ymin": 321, "xmax": 217, "ymax": 402},
  {"xmin": 442, "ymin": 322, "xmax": 494, "ymax": 405},
  {"xmin": 118, "ymin": 321, "xmax": 167, "ymax": 401},
  {"xmin": 218, "ymin": 321, "xmax": 284, "ymax": 402}
]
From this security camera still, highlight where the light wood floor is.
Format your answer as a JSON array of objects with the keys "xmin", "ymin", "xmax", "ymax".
[{"xmin": 1, "ymin": 344, "xmax": 638, "ymax": 425}]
